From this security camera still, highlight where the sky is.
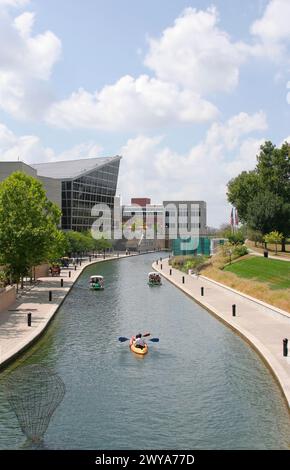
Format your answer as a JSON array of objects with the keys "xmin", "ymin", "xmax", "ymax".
[{"xmin": 0, "ymin": 0, "xmax": 290, "ymax": 226}]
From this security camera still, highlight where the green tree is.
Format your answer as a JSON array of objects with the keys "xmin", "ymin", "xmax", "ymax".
[
  {"xmin": 227, "ymin": 141, "xmax": 290, "ymax": 250},
  {"xmin": 227, "ymin": 230, "xmax": 245, "ymax": 245},
  {"xmin": 227, "ymin": 171, "xmax": 259, "ymax": 223},
  {"xmin": 94, "ymin": 236, "xmax": 112, "ymax": 252},
  {"xmin": 246, "ymin": 190, "xmax": 285, "ymax": 235},
  {"xmin": 47, "ymin": 230, "xmax": 68, "ymax": 263},
  {"xmin": 64, "ymin": 230, "xmax": 99, "ymax": 256},
  {"xmin": 0, "ymin": 172, "xmax": 61, "ymax": 288},
  {"xmin": 264, "ymin": 231, "xmax": 283, "ymax": 255},
  {"xmin": 246, "ymin": 228, "xmax": 263, "ymax": 246}
]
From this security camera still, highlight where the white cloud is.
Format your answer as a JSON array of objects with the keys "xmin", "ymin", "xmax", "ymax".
[
  {"xmin": 0, "ymin": 0, "xmax": 29, "ymax": 7},
  {"xmin": 144, "ymin": 7, "xmax": 247, "ymax": 95},
  {"xmin": 0, "ymin": 122, "xmax": 103, "ymax": 163},
  {"xmin": 46, "ymin": 75, "xmax": 218, "ymax": 131},
  {"xmin": 251, "ymin": 0, "xmax": 290, "ymax": 43},
  {"xmin": 118, "ymin": 112, "xmax": 268, "ymax": 225},
  {"xmin": 0, "ymin": 5, "xmax": 61, "ymax": 118},
  {"xmin": 247, "ymin": 0, "xmax": 290, "ymax": 62},
  {"xmin": 205, "ymin": 111, "xmax": 267, "ymax": 150}
]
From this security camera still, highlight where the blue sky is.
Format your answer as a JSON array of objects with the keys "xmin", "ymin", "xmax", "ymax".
[{"xmin": 0, "ymin": 0, "xmax": 290, "ymax": 226}]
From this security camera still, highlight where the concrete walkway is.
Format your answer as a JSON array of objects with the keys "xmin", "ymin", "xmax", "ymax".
[
  {"xmin": 153, "ymin": 258, "xmax": 290, "ymax": 411},
  {"xmin": 0, "ymin": 253, "xmax": 136, "ymax": 369},
  {"xmin": 247, "ymin": 247, "xmax": 290, "ymax": 262}
]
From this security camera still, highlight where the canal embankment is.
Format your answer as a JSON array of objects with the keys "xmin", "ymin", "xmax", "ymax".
[
  {"xmin": 0, "ymin": 252, "xmax": 145, "ymax": 370},
  {"xmin": 153, "ymin": 258, "xmax": 290, "ymax": 411}
]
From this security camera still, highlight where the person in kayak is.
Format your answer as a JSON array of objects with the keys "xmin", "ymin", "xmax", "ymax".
[{"xmin": 134, "ymin": 333, "xmax": 145, "ymax": 349}]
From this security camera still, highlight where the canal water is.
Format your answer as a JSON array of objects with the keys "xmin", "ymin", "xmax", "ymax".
[{"xmin": 0, "ymin": 253, "xmax": 289, "ymax": 449}]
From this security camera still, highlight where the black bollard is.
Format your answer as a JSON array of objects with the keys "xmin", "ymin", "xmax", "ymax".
[
  {"xmin": 80, "ymin": 260, "xmax": 82, "ymax": 266},
  {"xmin": 74, "ymin": 265, "xmax": 77, "ymax": 271},
  {"xmin": 69, "ymin": 271, "xmax": 71, "ymax": 278},
  {"xmin": 283, "ymin": 338, "xmax": 288, "ymax": 357},
  {"xmin": 89, "ymin": 256, "xmax": 91, "ymax": 262},
  {"xmin": 160, "ymin": 264, "xmax": 163, "ymax": 270},
  {"xmin": 182, "ymin": 276, "xmax": 185, "ymax": 284},
  {"xmin": 27, "ymin": 312, "xmax": 32, "ymax": 327},
  {"xmin": 201, "ymin": 287, "xmax": 204, "ymax": 296},
  {"xmin": 49, "ymin": 291, "xmax": 52, "ymax": 301},
  {"xmin": 156, "ymin": 260, "xmax": 158, "ymax": 265},
  {"xmin": 170, "ymin": 269, "xmax": 172, "ymax": 275},
  {"xmin": 61, "ymin": 278, "xmax": 64, "ymax": 287},
  {"xmin": 232, "ymin": 304, "xmax": 236, "ymax": 317}
]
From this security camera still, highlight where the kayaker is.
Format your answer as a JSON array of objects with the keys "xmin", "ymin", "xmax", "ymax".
[{"xmin": 134, "ymin": 333, "xmax": 145, "ymax": 349}]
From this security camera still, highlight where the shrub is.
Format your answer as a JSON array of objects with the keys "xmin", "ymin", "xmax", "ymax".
[
  {"xmin": 0, "ymin": 270, "xmax": 7, "ymax": 287},
  {"xmin": 228, "ymin": 230, "xmax": 245, "ymax": 245},
  {"xmin": 170, "ymin": 255, "xmax": 208, "ymax": 273},
  {"xmin": 233, "ymin": 245, "xmax": 248, "ymax": 257}
]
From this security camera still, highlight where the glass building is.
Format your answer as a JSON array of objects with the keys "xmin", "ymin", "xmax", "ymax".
[{"xmin": 33, "ymin": 156, "xmax": 121, "ymax": 231}]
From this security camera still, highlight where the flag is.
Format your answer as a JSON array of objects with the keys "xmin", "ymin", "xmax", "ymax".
[
  {"xmin": 230, "ymin": 208, "xmax": 234, "ymax": 226},
  {"xmin": 235, "ymin": 209, "xmax": 239, "ymax": 226}
]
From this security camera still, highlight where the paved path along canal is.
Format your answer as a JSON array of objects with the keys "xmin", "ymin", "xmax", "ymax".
[{"xmin": 0, "ymin": 253, "xmax": 289, "ymax": 449}]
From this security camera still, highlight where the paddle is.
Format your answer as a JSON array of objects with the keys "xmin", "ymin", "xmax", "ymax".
[
  {"xmin": 118, "ymin": 336, "xmax": 159, "ymax": 343},
  {"xmin": 118, "ymin": 337, "xmax": 129, "ymax": 342}
]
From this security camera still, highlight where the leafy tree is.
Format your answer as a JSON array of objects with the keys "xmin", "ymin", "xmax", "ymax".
[
  {"xmin": 94, "ymin": 236, "xmax": 112, "ymax": 252},
  {"xmin": 264, "ymin": 231, "xmax": 283, "ymax": 255},
  {"xmin": 246, "ymin": 228, "xmax": 263, "ymax": 246},
  {"xmin": 227, "ymin": 230, "xmax": 245, "ymax": 245},
  {"xmin": 47, "ymin": 230, "xmax": 68, "ymax": 263},
  {"xmin": 246, "ymin": 190, "xmax": 285, "ymax": 235},
  {"xmin": 64, "ymin": 231, "xmax": 89, "ymax": 255},
  {"xmin": 227, "ymin": 141, "xmax": 290, "ymax": 250},
  {"xmin": 256, "ymin": 141, "xmax": 290, "ymax": 201},
  {"xmin": 0, "ymin": 172, "xmax": 61, "ymax": 287},
  {"xmin": 227, "ymin": 171, "xmax": 259, "ymax": 223}
]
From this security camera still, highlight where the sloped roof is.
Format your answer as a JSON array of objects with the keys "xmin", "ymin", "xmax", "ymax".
[{"xmin": 32, "ymin": 156, "xmax": 121, "ymax": 180}]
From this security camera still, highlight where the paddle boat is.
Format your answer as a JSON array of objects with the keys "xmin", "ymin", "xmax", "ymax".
[
  {"xmin": 129, "ymin": 336, "xmax": 148, "ymax": 355},
  {"xmin": 148, "ymin": 272, "xmax": 162, "ymax": 286},
  {"xmin": 89, "ymin": 275, "xmax": 104, "ymax": 290}
]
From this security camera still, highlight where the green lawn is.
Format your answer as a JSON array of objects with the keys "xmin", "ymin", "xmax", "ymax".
[{"xmin": 224, "ymin": 256, "xmax": 290, "ymax": 290}]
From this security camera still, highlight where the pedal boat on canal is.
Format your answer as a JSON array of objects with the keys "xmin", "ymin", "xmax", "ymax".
[
  {"xmin": 130, "ymin": 336, "xmax": 148, "ymax": 355},
  {"xmin": 148, "ymin": 272, "xmax": 162, "ymax": 286},
  {"xmin": 89, "ymin": 275, "xmax": 104, "ymax": 290}
]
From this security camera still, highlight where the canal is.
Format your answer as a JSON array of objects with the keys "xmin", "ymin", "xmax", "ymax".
[{"xmin": 0, "ymin": 253, "xmax": 289, "ymax": 449}]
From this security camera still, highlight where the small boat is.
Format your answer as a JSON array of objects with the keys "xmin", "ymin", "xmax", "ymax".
[
  {"xmin": 89, "ymin": 275, "xmax": 104, "ymax": 290},
  {"xmin": 148, "ymin": 272, "xmax": 162, "ymax": 286},
  {"xmin": 130, "ymin": 336, "xmax": 148, "ymax": 355}
]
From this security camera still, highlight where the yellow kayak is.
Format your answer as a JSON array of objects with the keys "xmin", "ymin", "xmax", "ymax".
[{"xmin": 130, "ymin": 337, "xmax": 148, "ymax": 355}]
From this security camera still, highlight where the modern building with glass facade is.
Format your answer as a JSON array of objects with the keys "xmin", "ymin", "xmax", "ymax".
[
  {"xmin": 0, "ymin": 156, "xmax": 121, "ymax": 232},
  {"xmin": 33, "ymin": 156, "xmax": 121, "ymax": 231}
]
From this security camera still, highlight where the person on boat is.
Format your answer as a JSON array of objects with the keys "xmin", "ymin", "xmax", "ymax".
[{"xmin": 134, "ymin": 333, "xmax": 145, "ymax": 349}]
